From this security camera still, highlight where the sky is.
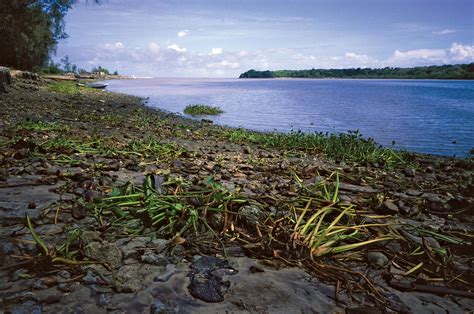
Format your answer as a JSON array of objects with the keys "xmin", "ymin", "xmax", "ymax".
[{"xmin": 56, "ymin": 0, "xmax": 474, "ymax": 77}]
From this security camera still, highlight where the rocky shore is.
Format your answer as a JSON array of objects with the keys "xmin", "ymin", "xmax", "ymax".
[{"xmin": 0, "ymin": 76, "xmax": 473, "ymax": 313}]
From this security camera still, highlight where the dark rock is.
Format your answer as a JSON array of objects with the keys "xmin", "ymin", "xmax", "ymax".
[
  {"xmin": 422, "ymin": 192, "xmax": 445, "ymax": 203},
  {"xmin": 379, "ymin": 200, "xmax": 399, "ymax": 214},
  {"xmin": 9, "ymin": 300, "xmax": 42, "ymax": 314},
  {"xmin": 57, "ymin": 283, "xmax": 75, "ymax": 293},
  {"xmin": 71, "ymin": 204, "xmax": 86, "ymax": 220},
  {"xmin": 116, "ymin": 237, "xmax": 166, "ymax": 259},
  {"xmin": 141, "ymin": 252, "xmax": 169, "ymax": 266},
  {"xmin": 385, "ymin": 241, "xmax": 402, "ymax": 253},
  {"xmin": 346, "ymin": 306, "xmax": 384, "ymax": 314},
  {"xmin": 73, "ymin": 187, "xmax": 85, "ymax": 196},
  {"xmin": 367, "ymin": 252, "xmax": 389, "ymax": 268},
  {"xmin": 154, "ymin": 264, "xmax": 178, "ymax": 282},
  {"xmin": 2, "ymin": 291, "xmax": 38, "ymax": 305},
  {"xmin": 339, "ymin": 183, "xmax": 378, "ymax": 193},
  {"xmin": 0, "ymin": 66, "xmax": 12, "ymax": 93},
  {"xmin": 57, "ymin": 270, "xmax": 71, "ymax": 279},
  {"xmin": 107, "ymin": 160, "xmax": 121, "ymax": 171},
  {"xmin": 82, "ymin": 269, "xmax": 102, "ymax": 285},
  {"xmin": 188, "ymin": 256, "xmax": 237, "ymax": 303},
  {"xmin": 83, "ymin": 190, "xmax": 97, "ymax": 202},
  {"xmin": 249, "ymin": 265, "xmax": 265, "ymax": 273},
  {"xmin": 338, "ymin": 194, "xmax": 353, "ymax": 203},
  {"xmin": 403, "ymin": 168, "xmax": 416, "ymax": 177},
  {"xmin": 448, "ymin": 197, "xmax": 470, "ymax": 210},
  {"xmin": 151, "ymin": 299, "xmax": 176, "ymax": 314},
  {"xmin": 41, "ymin": 292, "xmax": 62, "ymax": 304}
]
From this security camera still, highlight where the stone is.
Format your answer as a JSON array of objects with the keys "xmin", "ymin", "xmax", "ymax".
[
  {"xmin": 117, "ymin": 237, "xmax": 149, "ymax": 259},
  {"xmin": 338, "ymin": 183, "xmax": 378, "ymax": 193},
  {"xmin": 80, "ymin": 231, "xmax": 101, "ymax": 245},
  {"xmin": 141, "ymin": 252, "xmax": 169, "ymax": 266},
  {"xmin": 188, "ymin": 256, "xmax": 237, "ymax": 303},
  {"xmin": 71, "ymin": 205, "xmax": 86, "ymax": 220},
  {"xmin": 0, "ymin": 66, "xmax": 12, "ymax": 93},
  {"xmin": 367, "ymin": 252, "xmax": 389, "ymax": 268},
  {"xmin": 8, "ymin": 300, "xmax": 42, "ymax": 314},
  {"xmin": 84, "ymin": 241, "xmax": 122, "ymax": 269},
  {"xmin": 240, "ymin": 205, "xmax": 265, "ymax": 226},
  {"xmin": 115, "ymin": 265, "xmax": 143, "ymax": 292},
  {"xmin": 0, "ymin": 177, "xmax": 64, "ymax": 224},
  {"xmin": 403, "ymin": 168, "xmax": 416, "ymax": 177},
  {"xmin": 382, "ymin": 200, "xmax": 399, "ymax": 214},
  {"xmin": 151, "ymin": 299, "xmax": 176, "ymax": 314}
]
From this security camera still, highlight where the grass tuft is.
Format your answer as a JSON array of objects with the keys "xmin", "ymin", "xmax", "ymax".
[
  {"xmin": 184, "ymin": 104, "xmax": 223, "ymax": 116},
  {"xmin": 222, "ymin": 128, "xmax": 407, "ymax": 167},
  {"xmin": 16, "ymin": 120, "xmax": 69, "ymax": 132},
  {"xmin": 47, "ymin": 81, "xmax": 93, "ymax": 94}
]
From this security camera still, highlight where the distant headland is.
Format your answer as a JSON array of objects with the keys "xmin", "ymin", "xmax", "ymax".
[{"xmin": 239, "ymin": 63, "xmax": 474, "ymax": 79}]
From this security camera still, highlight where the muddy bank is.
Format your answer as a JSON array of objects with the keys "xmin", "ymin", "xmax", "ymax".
[{"xmin": 0, "ymin": 77, "xmax": 473, "ymax": 313}]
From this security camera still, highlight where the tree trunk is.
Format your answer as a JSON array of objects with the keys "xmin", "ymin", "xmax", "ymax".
[{"xmin": 0, "ymin": 67, "xmax": 12, "ymax": 93}]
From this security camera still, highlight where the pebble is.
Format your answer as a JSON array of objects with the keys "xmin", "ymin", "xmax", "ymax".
[
  {"xmin": 141, "ymin": 252, "xmax": 169, "ymax": 266},
  {"xmin": 381, "ymin": 200, "xmax": 399, "ymax": 214},
  {"xmin": 71, "ymin": 205, "xmax": 86, "ymax": 220},
  {"xmin": 367, "ymin": 252, "xmax": 389, "ymax": 268}
]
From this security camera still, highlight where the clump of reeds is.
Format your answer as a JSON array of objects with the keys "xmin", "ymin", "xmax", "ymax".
[
  {"xmin": 184, "ymin": 104, "xmax": 223, "ymax": 116},
  {"xmin": 222, "ymin": 128, "xmax": 406, "ymax": 167}
]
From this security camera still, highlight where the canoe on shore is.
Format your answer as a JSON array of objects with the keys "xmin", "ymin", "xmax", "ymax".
[{"xmin": 77, "ymin": 82, "xmax": 108, "ymax": 89}]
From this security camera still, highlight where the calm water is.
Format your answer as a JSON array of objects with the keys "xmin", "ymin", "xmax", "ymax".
[{"xmin": 106, "ymin": 78, "xmax": 474, "ymax": 157}]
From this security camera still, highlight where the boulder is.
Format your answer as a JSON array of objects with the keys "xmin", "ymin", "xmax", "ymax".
[{"xmin": 0, "ymin": 66, "xmax": 12, "ymax": 93}]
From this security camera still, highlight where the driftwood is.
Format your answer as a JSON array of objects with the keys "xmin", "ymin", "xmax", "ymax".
[{"xmin": 0, "ymin": 67, "xmax": 12, "ymax": 93}]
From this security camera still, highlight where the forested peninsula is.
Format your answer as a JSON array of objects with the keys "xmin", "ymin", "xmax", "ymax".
[{"xmin": 239, "ymin": 63, "xmax": 474, "ymax": 79}]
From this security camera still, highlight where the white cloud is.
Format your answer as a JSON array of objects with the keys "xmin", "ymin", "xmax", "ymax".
[
  {"xmin": 167, "ymin": 44, "xmax": 186, "ymax": 52},
  {"xmin": 448, "ymin": 43, "xmax": 474, "ymax": 61},
  {"xmin": 210, "ymin": 48, "xmax": 222, "ymax": 55},
  {"xmin": 344, "ymin": 52, "xmax": 371, "ymax": 63},
  {"xmin": 68, "ymin": 41, "xmax": 474, "ymax": 78},
  {"xmin": 207, "ymin": 60, "xmax": 240, "ymax": 69},
  {"xmin": 177, "ymin": 29, "xmax": 189, "ymax": 37},
  {"xmin": 103, "ymin": 42, "xmax": 124, "ymax": 50},
  {"xmin": 387, "ymin": 43, "xmax": 474, "ymax": 66},
  {"xmin": 148, "ymin": 42, "xmax": 160, "ymax": 54},
  {"xmin": 391, "ymin": 48, "xmax": 446, "ymax": 60},
  {"xmin": 432, "ymin": 29, "xmax": 456, "ymax": 35}
]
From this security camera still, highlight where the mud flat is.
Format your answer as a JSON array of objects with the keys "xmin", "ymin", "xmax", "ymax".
[{"xmin": 0, "ymin": 77, "xmax": 473, "ymax": 313}]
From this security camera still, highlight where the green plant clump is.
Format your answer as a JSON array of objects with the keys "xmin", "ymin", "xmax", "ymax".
[
  {"xmin": 47, "ymin": 81, "xmax": 96, "ymax": 94},
  {"xmin": 184, "ymin": 104, "xmax": 223, "ymax": 116},
  {"xmin": 223, "ymin": 129, "xmax": 406, "ymax": 167}
]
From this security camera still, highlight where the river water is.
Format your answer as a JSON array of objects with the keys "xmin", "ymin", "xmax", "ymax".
[{"xmin": 106, "ymin": 78, "xmax": 474, "ymax": 157}]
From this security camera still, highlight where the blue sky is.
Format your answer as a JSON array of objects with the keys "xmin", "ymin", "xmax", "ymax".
[{"xmin": 56, "ymin": 0, "xmax": 474, "ymax": 77}]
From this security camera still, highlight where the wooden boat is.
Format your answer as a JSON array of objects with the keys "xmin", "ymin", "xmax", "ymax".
[{"xmin": 85, "ymin": 82, "xmax": 108, "ymax": 89}]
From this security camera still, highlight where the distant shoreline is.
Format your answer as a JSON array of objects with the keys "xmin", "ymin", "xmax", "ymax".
[{"xmin": 239, "ymin": 63, "xmax": 474, "ymax": 79}]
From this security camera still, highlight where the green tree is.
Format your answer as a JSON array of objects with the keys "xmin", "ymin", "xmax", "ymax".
[
  {"xmin": 91, "ymin": 66, "xmax": 110, "ymax": 75},
  {"xmin": 0, "ymin": 1, "xmax": 100, "ymax": 70},
  {"xmin": 60, "ymin": 55, "xmax": 72, "ymax": 72}
]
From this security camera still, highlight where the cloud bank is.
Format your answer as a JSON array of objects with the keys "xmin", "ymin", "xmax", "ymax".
[{"xmin": 63, "ymin": 42, "xmax": 474, "ymax": 77}]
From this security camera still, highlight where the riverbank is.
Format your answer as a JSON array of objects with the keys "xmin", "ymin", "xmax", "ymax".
[{"xmin": 1, "ymin": 76, "xmax": 473, "ymax": 312}]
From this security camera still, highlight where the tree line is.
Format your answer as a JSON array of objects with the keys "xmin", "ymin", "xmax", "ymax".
[
  {"xmin": 239, "ymin": 64, "xmax": 474, "ymax": 79},
  {"xmin": 41, "ymin": 56, "xmax": 118, "ymax": 75}
]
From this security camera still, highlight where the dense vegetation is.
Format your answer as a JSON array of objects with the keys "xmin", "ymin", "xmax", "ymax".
[
  {"xmin": 0, "ymin": 0, "xmax": 99, "ymax": 71},
  {"xmin": 184, "ymin": 104, "xmax": 224, "ymax": 116},
  {"xmin": 240, "ymin": 63, "xmax": 474, "ymax": 79}
]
